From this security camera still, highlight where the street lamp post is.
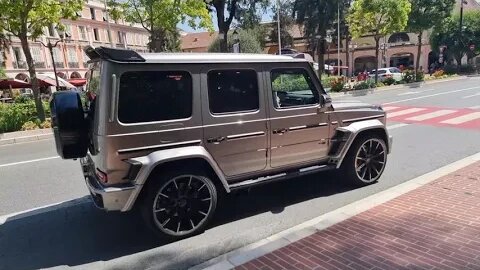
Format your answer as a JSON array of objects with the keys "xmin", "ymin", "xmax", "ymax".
[
  {"xmin": 380, "ymin": 41, "xmax": 389, "ymax": 68},
  {"xmin": 349, "ymin": 43, "xmax": 358, "ymax": 77},
  {"xmin": 39, "ymin": 27, "xmax": 65, "ymax": 89}
]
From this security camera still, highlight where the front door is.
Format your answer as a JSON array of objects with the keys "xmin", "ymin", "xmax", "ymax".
[
  {"xmin": 266, "ymin": 64, "xmax": 330, "ymax": 168},
  {"xmin": 201, "ymin": 65, "xmax": 268, "ymax": 177}
]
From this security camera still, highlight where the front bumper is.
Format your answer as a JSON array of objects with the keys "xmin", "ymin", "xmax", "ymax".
[{"xmin": 80, "ymin": 156, "xmax": 135, "ymax": 211}]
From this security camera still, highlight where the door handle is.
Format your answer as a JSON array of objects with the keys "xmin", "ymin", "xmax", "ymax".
[
  {"xmin": 207, "ymin": 136, "xmax": 226, "ymax": 144},
  {"xmin": 273, "ymin": 128, "xmax": 288, "ymax": 135}
]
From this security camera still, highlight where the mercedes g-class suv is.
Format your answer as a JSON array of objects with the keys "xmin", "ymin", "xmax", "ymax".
[{"xmin": 51, "ymin": 46, "xmax": 392, "ymax": 240}]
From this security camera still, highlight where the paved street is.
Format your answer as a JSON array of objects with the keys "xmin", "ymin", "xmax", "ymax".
[{"xmin": 0, "ymin": 77, "xmax": 479, "ymax": 270}]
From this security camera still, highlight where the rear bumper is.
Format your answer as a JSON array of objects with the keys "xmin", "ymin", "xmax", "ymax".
[{"xmin": 80, "ymin": 156, "xmax": 136, "ymax": 211}]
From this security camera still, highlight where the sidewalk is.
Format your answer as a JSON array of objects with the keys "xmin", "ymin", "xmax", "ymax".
[
  {"xmin": 236, "ymin": 161, "xmax": 480, "ymax": 270},
  {"xmin": 193, "ymin": 153, "xmax": 480, "ymax": 270},
  {"xmin": 0, "ymin": 129, "xmax": 53, "ymax": 146}
]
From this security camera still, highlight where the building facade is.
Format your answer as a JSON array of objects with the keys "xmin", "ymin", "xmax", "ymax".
[
  {"xmin": 180, "ymin": 0, "xmax": 480, "ymax": 75},
  {"xmin": 0, "ymin": 0, "xmax": 149, "ymax": 82}
]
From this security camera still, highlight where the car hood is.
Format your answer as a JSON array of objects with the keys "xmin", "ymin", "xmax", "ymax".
[{"xmin": 332, "ymin": 99, "xmax": 382, "ymax": 111}]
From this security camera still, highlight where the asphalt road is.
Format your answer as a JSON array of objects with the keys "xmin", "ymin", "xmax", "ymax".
[{"xmin": 0, "ymin": 77, "xmax": 479, "ymax": 270}]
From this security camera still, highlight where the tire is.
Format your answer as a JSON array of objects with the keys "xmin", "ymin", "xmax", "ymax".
[
  {"xmin": 141, "ymin": 168, "xmax": 218, "ymax": 240},
  {"xmin": 339, "ymin": 134, "xmax": 387, "ymax": 187}
]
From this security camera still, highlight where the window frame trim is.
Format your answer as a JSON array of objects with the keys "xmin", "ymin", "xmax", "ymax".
[
  {"xmin": 270, "ymin": 67, "xmax": 321, "ymax": 111},
  {"xmin": 206, "ymin": 68, "xmax": 261, "ymax": 116}
]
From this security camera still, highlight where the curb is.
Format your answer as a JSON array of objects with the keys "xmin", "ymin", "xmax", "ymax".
[
  {"xmin": 0, "ymin": 133, "xmax": 53, "ymax": 146},
  {"xmin": 191, "ymin": 151, "xmax": 480, "ymax": 270}
]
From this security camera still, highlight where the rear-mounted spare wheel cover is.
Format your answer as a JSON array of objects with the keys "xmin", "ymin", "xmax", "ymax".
[{"xmin": 50, "ymin": 91, "xmax": 89, "ymax": 159}]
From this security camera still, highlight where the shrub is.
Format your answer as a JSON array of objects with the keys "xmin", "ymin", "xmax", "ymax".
[
  {"xmin": 383, "ymin": 77, "xmax": 396, "ymax": 86},
  {"xmin": 376, "ymin": 82, "xmax": 385, "ymax": 87},
  {"xmin": 433, "ymin": 70, "xmax": 445, "ymax": 78},
  {"xmin": 415, "ymin": 71, "xmax": 425, "ymax": 82},
  {"xmin": 330, "ymin": 77, "xmax": 346, "ymax": 92},
  {"xmin": 403, "ymin": 70, "xmax": 416, "ymax": 83},
  {"xmin": 21, "ymin": 121, "xmax": 39, "ymax": 131},
  {"xmin": 0, "ymin": 101, "xmax": 51, "ymax": 133},
  {"xmin": 443, "ymin": 65, "xmax": 457, "ymax": 75},
  {"xmin": 354, "ymin": 81, "xmax": 370, "ymax": 90},
  {"xmin": 40, "ymin": 119, "xmax": 52, "ymax": 129},
  {"xmin": 15, "ymin": 95, "xmax": 33, "ymax": 103},
  {"xmin": 459, "ymin": 64, "xmax": 475, "ymax": 74}
]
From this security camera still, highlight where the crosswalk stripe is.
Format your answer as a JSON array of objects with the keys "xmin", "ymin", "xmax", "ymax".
[
  {"xmin": 440, "ymin": 112, "xmax": 480, "ymax": 124},
  {"xmin": 387, "ymin": 108, "xmax": 426, "ymax": 118},
  {"xmin": 406, "ymin": 109, "xmax": 457, "ymax": 121},
  {"xmin": 382, "ymin": 106, "xmax": 400, "ymax": 111}
]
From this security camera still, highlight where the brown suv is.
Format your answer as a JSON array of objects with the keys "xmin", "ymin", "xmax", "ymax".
[{"xmin": 50, "ymin": 46, "xmax": 392, "ymax": 240}]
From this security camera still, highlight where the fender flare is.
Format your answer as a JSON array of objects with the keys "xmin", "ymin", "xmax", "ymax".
[
  {"xmin": 121, "ymin": 146, "xmax": 228, "ymax": 211},
  {"xmin": 333, "ymin": 119, "xmax": 391, "ymax": 168}
]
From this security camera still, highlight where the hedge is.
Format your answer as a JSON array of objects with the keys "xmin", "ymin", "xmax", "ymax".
[{"xmin": 0, "ymin": 101, "xmax": 51, "ymax": 133}]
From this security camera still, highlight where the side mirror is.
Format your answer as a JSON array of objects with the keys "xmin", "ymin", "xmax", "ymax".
[{"xmin": 320, "ymin": 94, "xmax": 332, "ymax": 109}]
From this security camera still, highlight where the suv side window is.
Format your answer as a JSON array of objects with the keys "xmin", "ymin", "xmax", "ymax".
[
  {"xmin": 271, "ymin": 68, "xmax": 319, "ymax": 108},
  {"xmin": 118, "ymin": 71, "xmax": 192, "ymax": 123},
  {"xmin": 207, "ymin": 69, "xmax": 259, "ymax": 114}
]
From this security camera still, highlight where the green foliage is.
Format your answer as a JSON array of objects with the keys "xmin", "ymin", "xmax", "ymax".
[
  {"xmin": 330, "ymin": 77, "xmax": 346, "ymax": 92},
  {"xmin": 347, "ymin": 0, "xmax": 411, "ymax": 39},
  {"xmin": 269, "ymin": 0, "xmax": 294, "ymax": 48},
  {"xmin": 109, "ymin": 0, "xmax": 213, "ymax": 52},
  {"xmin": 21, "ymin": 121, "xmax": 39, "ymax": 131},
  {"xmin": 403, "ymin": 70, "xmax": 416, "ymax": 83},
  {"xmin": 208, "ymin": 29, "xmax": 263, "ymax": 53},
  {"xmin": 14, "ymin": 95, "xmax": 33, "ymax": 104},
  {"xmin": 442, "ymin": 65, "xmax": 456, "ymax": 75},
  {"xmin": 430, "ymin": 11, "xmax": 480, "ymax": 65},
  {"xmin": 406, "ymin": 0, "xmax": 455, "ymax": 34},
  {"xmin": 458, "ymin": 64, "xmax": 476, "ymax": 74},
  {"xmin": 321, "ymin": 76, "xmax": 343, "ymax": 89},
  {"xmin": 271, "ymin": 74, "xmax": 309, "ymax": 92},
  {"xmin": 0, "ymin": 101, "xmax": 51, "ymax": 133},
  {"xmin": 0, "ymin": 66, "xmax": 6, "ymax": 79},
  {"xmin": 376, "ymin": 82, "xmax": 385, "ymax": 87},
  {"xmin": 353, "ymin": 81, "xmax": 371, "ymax": 90},
  {"xmin": 383, "ymin": 77, "xmax": 396, "ymax": 86}
]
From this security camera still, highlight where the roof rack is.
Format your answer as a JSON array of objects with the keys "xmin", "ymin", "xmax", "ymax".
[{"xmin": 84, "ymin": 46, "xmax": 146, "ymax": 63}]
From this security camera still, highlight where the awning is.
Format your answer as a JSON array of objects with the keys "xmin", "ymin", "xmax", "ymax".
[
  {"xmin": 0, "ymin": 78, "xmax": 31, "ymax": 89},
  {"xmin": 68, "ymin": 79, "xmax": 87, "ymax": 87}
]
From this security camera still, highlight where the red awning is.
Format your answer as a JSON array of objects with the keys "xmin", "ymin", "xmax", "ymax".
[
  {"xmin": 0, "ymin": 78, "xmax": 31, "ymax": 89},
  {"xmin": 68, "ymin": 79, "xmax": 87, "ymax": 87}
]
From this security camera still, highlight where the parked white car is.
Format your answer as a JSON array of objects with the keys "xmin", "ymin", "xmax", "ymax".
[{"xmin": 369, "ymin": 67, "xmax": 403, "ymax": 82}]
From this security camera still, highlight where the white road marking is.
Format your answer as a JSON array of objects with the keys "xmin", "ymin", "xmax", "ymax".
[
  {"xmin": 406, "ymin": 109, "xmax": 457, "ymax": 121},
  {"xmin": 0, "ymin": 156, "xmax": 60, "ymax": 168},
  {"xmin": 383, "ymin": 86, "xmax": 480, "ymax": 105},
  {"xmin": 462, "ymin": 92, "xmax": 480, "ymax": 99},
  {"xmin": 397, "ymin": 91, "xmax": 420, "ymax": 96},
  {"xmin": 387, "ymin": 108, "xmax": 426, "ymax": 118},
  {"xmin": 382, "ymin": 106, "xmax": 400, "ymax": 111},
  {"xmin": 387, "ymin": 123, "xmax": 409, "ymax": 130},
  {"xmin": 468, "ymin": 105, "xmax": 480, "ymax": 110},
  {"xmin": 440, "ymin": 112, "xmax": 480, "ymax": 124}
]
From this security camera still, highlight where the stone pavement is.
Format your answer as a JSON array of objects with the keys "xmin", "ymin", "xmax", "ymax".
[{"xmin": 235, "ymin": 161, "xmax": 480, "ymax": 270}]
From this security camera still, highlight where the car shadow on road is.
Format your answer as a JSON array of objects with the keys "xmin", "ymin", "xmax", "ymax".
[{"xmin": 0, "ymin": 171, "xmax": 358, "ymax": 270}]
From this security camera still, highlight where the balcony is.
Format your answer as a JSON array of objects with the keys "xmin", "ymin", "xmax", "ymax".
[
  {"xmin": 12, "ymin": 61, "xmax": 27, "ymax": 69},
  {"xmin": 54, "ymin": 62, "xmax": 64, "ymax": 68},
  {"xmin": 68, "ymin": 62, "xmax": 79, "ymax": 68}
]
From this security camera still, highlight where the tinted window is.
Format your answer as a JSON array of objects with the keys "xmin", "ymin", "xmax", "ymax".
[
  {"xmin": 271, "ymin": 68, "xmax": 319, "ymax": 108},
  {"xmin": 118, "ymin": 71, "xmax": 192, "ymax": 123},
  {"xmin": 208, "ymin": 69, "xmax": 259, "ymax": 114}
]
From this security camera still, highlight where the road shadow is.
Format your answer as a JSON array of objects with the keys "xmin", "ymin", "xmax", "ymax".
[{"xmin": 0, "ymin": 171, "xmax": 359, "ymax": 270}]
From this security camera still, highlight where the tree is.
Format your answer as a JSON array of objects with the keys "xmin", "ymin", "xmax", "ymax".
[
  {"xmin": 294, "ymin": 0, "xmax": 339, "ymax": 79},
  {"xmin": 430, "ymin": 10, "xmax": 480, "ymax": 68},
  {"xmin": 0, "ymin": 0, "xmax": 83, "ymax": 122},
  {"xmin": 206, "ymin": 0, "xmax": 267, "ymax": 52},
  {"xmin": 109, "ymin": 0, "xmax": 213, "ymax": 52},
  {"xmin": 0, "ymin": 67, "xmax": 5, "ymax": 79},
  {"xmin": 269, "ymin": 0, "xmax": 295, "ymax": 50},
  {"xmin": 407, "ymin": 0, "xmax": 455, "ymax": 75},
  {"xmin": 347, "ymin": 0, "xmax": 411, "ymax": 83},
  {"xmin": 208, "ymin": 28, "xmax": 263, "ymax": 53}
]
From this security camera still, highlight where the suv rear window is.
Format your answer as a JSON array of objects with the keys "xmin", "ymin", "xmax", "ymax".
[
  {"xmin": 118, "ymin": 71, "xmax": 192, "ymax": 123},
  {"xmin": 207, "ymin": 69, "xmax": 259, "ymax": 114}
]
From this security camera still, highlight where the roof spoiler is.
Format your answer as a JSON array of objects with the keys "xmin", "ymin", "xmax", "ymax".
[{"xmin": 84, "ymin": 46, "xmax": 146, "ymax": 63}]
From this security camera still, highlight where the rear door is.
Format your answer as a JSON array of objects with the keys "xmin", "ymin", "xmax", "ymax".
[
  {"xmin": 266, "ymin": 63, "xmax": 330, "ymax": 168},
  {"xmin": 201, "ymin": 64, "xmax": 268, "ymax": 177}
]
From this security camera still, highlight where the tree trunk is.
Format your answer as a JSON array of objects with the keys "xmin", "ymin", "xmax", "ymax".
[
  {"xmin": 455, "ymin": 54, "xmax": 463, "ymax": 71},
  {"xmin": 415, "ymin": 31, "xmax": 423, "ymax": 80},
  {"xmin": 317, "ymin": 40, "xmax": 325, "ymax": 81},
  {"xmin": 374, "ymin": 37, "xmax": 380, "ymax": 84},
  {"xmin": 345, "ymin": 35, "xmax": 350, "ymax": 77},
  {"xmin": 19, "ymin": 34, "xmax": 45, "ymax": 122},
  {"xmin": 219, "ymin": 30, "xmax": 228, "ymax": 52}
]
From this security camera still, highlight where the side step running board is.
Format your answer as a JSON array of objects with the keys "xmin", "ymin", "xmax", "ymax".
[{"xmin": 229, "ymin": 164, "xmax": 336, "ymax": 190}]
